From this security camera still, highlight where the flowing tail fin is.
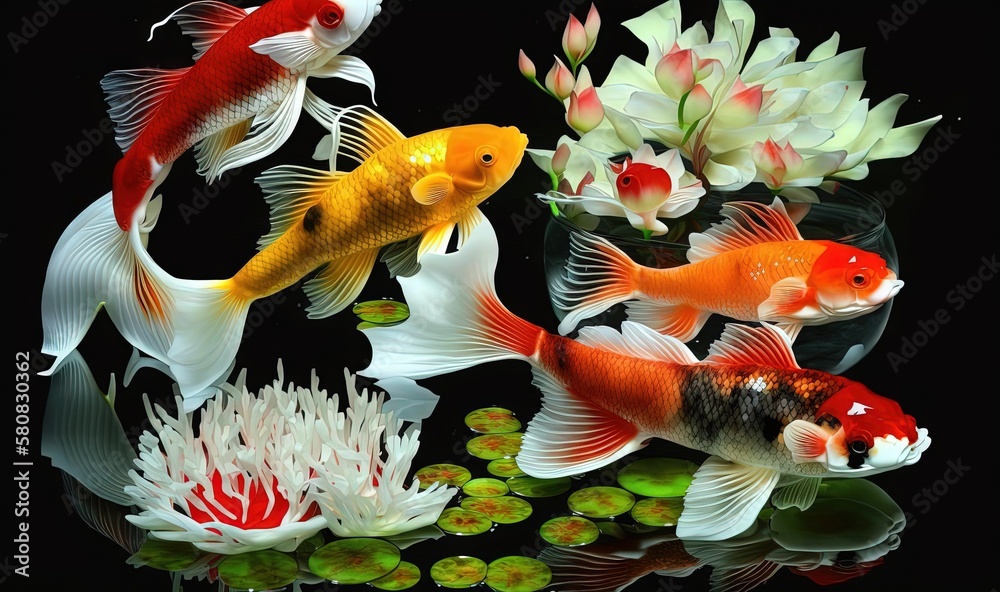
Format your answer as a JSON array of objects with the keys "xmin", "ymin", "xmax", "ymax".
[
  {"xmin": 554, "ymin": 230, "xmax": 640, "ymax": 335},
  {"xmin": 40, "ymin": 192, "xmax": 248, "ymax": 411},
  {"xmin": 359, "ymin": 220, "xmax": 543, "ymax": 381},
  {"xmin": 41, "ymin": 191, "xmax": 159, "ymax": 373}
]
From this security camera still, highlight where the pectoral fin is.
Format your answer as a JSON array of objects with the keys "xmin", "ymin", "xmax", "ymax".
[
  {"xmin": 676, "ymin": 456, "xmax": 780, "ymax": 541},
  {"xmin": 303, "ymin": 249, "xmax": 380, "ymax": 319},
  {"xmin": 783, "ymin": 420, "xmax": 830, "ymax": 464},
  {"xmin": 758, "ymin": 277, "xmax": 817, "ymax": 322},
  {"xmin": 411, "ymin": 172, "xmax": 454, "ymax": 205}
]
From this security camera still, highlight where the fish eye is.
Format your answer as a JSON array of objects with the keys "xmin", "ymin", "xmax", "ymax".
[
  {"xmin": 317, "ymin": 3, "xmax": 344, "ymax": 28},
  {"xmin": 847, "ymin": 269, "xmax": 872, "ymax": 288},
  {"xmin": 476, "ymin": 146, "xmax": 497, "ymax": 167},
  {"xmin": 849, "ymin": 440, "xmax": 869, "ymax": 454}
]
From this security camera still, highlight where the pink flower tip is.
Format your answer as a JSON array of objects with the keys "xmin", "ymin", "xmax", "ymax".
[{"xmin": 518, "ymin": 49, "xmax": 536, "ymax": 79}]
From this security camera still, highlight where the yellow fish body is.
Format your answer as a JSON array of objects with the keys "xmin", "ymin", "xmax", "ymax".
[
  {"xmin": 226, "ymin": 108, "xmax": 528, "ymax": 316},
  {"xmin": 40, "ymin": 105, "xmax": 527, "ymax": 410}
]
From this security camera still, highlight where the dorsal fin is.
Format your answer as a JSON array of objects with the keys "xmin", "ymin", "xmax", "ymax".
[
  {"xmin": 254, "ymin": 165, "xmax": 343, "ymax": 248},
  {"xmin": 576, "ymin": 321, "xmax": 700, "ymax": 365},
  {"xmin": 703, "ymin": 323, "xmax": 801, "ymax": 369},
  {"xmin": 147, "ymin": 0, "xmax": 253, "ymax": 61},
  {"xmin": 326, "ymin": 105, "xmax": 407, "ymax": 171},
  {"xmin": 687, "ymin": 197, "xmax": 803, "ymax": 264},
  {"xmin": 101, "ymin": 68, "xmax": 191, "ymax": 152}
]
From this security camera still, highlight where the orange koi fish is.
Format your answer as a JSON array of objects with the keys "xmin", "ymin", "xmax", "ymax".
[
  {"xmin": 552, "ymin": 198, "xmax": 903, "ymax": 342},
  {"xmin": 40, "ymin": 106, "xmax": 527, "ymax": 410},
  {"xmin": 359, "ymin": 222, "xmax": 929, "ymax": 541},
  {"xmin": 105, "ymin": 0, "xmax": 383, "ymax": 230}
]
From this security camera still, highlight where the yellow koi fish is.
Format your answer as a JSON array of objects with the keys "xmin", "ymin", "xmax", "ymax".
[{"xmin": 40, "ymin": 105, "xmax": 528, "ymax": 410}]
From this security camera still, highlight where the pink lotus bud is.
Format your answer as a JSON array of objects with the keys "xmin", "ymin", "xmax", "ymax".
[
  {"xmin": 567, "ymin": 87, "xmax": 605, "ymax": 133},
  {"xmin": 681, "ymin": 83, "xmax": 713, "ymax": 125},
  {"xmin": 584, "ymin": 4, "xmax": 601, "ymax": 51},
  {"xmin": 544, "ymin": 56, "xmax": 576, "ymax": 100},
  {"xmin": 566, "ymin": 66, "xmax": 604, "ymax": 133},
  {"xmin": 518, "ymin": 49, "xmax": 536, "ymax": 80},
  {"xmin": 752, "ymin": 138, "xmax": 801, "ymax": 187},
  {"xmin": 655, "ymin": 49, "xmax": 695, "ymax": 100},
  {"xmin": 714, "ymin": 79, "xmax": 763, "ymax": 129},
  {"xmin": 552, "ymin": 143, "xmax": 571, "ymax": 176},
  {"xmin": 562, "ymin": 14, "xmax": 589, "ymax": 66}
]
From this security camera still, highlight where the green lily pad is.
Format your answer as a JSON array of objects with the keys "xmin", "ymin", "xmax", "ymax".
[
  {"xmin": 616, "ymin": 457, "xmax": 699, "ymax": 497},
  {"xmin": 631, "ymin": 497, "xmax": 684, "ymax": 527},
  {"xmin": 353, "ymin": 300, "xmax": 409, "ymax": 325},
  {"xmin": 128, "ymin": 538, "xmax": 203, "ymax": 571},
  {"xmin": 218, "ymin": 549, "xmax": 298, "ymax": 589},
  {"xmin": 370, "ymin": 560, "xmax": 421, "ymax": 590},
  {"xmin": 567, "ymin": 486, "xmax": 636, "ymax": 518},
  {"xmin": 770, "ymin": 498, "xmax": 897, "ymax": 552},
  {"xmin": 539, "ymin": 516, "xmax": 600, "ymax": 546},
  {"xmin": 430, "ymin": 556, "xmax": 488, "ymax": 588},
  {"xmin": 487, "ymin": 458, "xmax": 527, "ymax": 478},
  {"xmin": 506, "ymin": 475, "xmax": 572, "ymax": 498},
  {"xmin": 460, "ymin": 496, "xmax": 534, "ymax": 524},
  {"xmin": 465, "ymin": 407, "xmax": 522, "ymax": 434},
  {"xmin": 486, "ymin": 556, "xmax": 553, "ymax": 591},
  {"xmin": 466, "ymin": 433, "xmax": 524, "ymax": 460},
  {"xmin": 307, "ymin": 538, "xmax": 401, "ymax": 584},
  {"xmin": 436, "ymin": 507, "xmax": 494, "ymax": 535},
  {"xmin": 414, "ymin": 463, "xmax": 472, "ymax": 489},
  {"xmin": 463, "ymin": 477, "xmax": 510, "ymax": 497},
  {"xmin": 817, "ymin": 479, "xmax": 905, "ymax": 529}
]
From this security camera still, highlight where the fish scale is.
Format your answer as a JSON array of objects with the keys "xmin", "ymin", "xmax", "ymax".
[
  {"xmin": 538, "ymin": 333, "xmax": 847, "ymax": 475},
  {"xmin": 641, "ymin": 241, "xmax": 826, "ymax": 320},
  {"xmin": 231, "ymin": 129, "xmax": 503, "ymax": 298}
]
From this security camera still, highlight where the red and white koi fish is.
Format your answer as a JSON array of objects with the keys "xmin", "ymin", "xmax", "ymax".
[
  {"xmin": 552, "ymin": 197, "xmax": 903, "ymax": 342},
  {"xmin": 105, "ymin": 0, "xmax": 383, "ymax": 230},
  {"xmin": 358, "ymin": 221, "xmax": 929, "ymax": 541}
]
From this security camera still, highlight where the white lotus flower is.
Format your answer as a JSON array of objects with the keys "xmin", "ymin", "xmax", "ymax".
[
  {"xmin": 523, "ymin": 0, "xmax": 940, "ymax": 200},
  {"xmin": 124, "ymin": 362, "xmax": 455, "ymax": 553}
]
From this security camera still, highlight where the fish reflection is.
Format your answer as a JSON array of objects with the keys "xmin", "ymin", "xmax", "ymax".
[{"xmin": 539, "ymin": 478, "xmax": 904, "ymax": 592}]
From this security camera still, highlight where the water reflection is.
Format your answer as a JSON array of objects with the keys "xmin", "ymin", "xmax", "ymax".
[
  {"xmin": 41, "ymin": 349, "xmax": 910, "ymax": 592},
  {"xmin": 538, "ymin": 478, "xmax": 903, "ymax": 591}
]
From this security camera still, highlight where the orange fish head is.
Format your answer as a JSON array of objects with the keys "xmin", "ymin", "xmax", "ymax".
[
  {"xmin": 445, "ymin": 125, "xmax": 528, "ymax": 198},
  {"xmin": 809, "ymin": 242, "xmax": 904, "ymax": 318},
  {"xmin": 815, "ymin": 383, "xmax": 926, "ymax": 473},
  {"xmin": 292, "ymin": 0, "xmax": 382, "ymax": 49}
]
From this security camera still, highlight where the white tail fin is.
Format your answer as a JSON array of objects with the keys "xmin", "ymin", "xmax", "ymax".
[
  {"xmin": 40, "ymin": 192, "xmax": 246, "ymax": 411},
  {"xmin": 41, "ymin": 192, "xmax": 158, "ymax": 373},
  {"xmin": 359, "ymin": 220, "xmax": 542, "ymax": 381}
]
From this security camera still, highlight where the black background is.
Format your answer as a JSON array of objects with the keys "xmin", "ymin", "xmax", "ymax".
[{"xmin": 6, "ymin": 1, "xmax": 997, "ymax": 591}]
